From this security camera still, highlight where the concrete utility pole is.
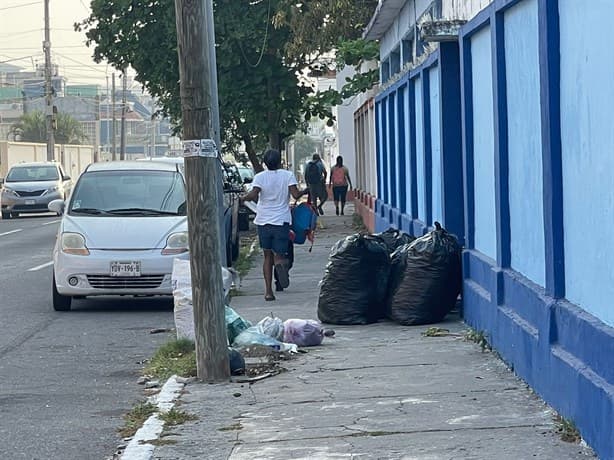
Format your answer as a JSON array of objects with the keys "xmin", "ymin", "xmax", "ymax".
[
  {"xmin": 94, "ymin": 94, "xmax": 100, "ymax": 163},
  {"xmin": 111, "ymin": 73, "xmax": 117, "ymax": 161},
  {"xmin": 43, "ymin": 0, "xmax": 55, "ymax": 161},
  {"xmin": 174, "ymin": 0, "xmax": 229, "ymax": 382},
  {"xmin": 205, "ymin": 0, "xmax": 228, "ymax": 267},
  {"xmin": 120, "ymin": 71, "xmax": 127, "ymax": 160}
]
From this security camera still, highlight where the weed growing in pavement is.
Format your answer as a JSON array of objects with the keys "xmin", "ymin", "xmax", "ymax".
[
  {"xmin": 422, "ymin": 327, "xmax": 453, "ymax": 337},
  {"xmin": 554, "ymin": 414, "xmax": 581, "ymax": 443},
  {"xmin": 464, "ymin": 328, "xmax": 492, "ymax": 352},
  {"xmin": 144, "ymin": 339, "xmax": 196, "ymax": 380},
  {"xmin": 234, "ymin": 238, "xmax": 258, "ymax": 278},
  {"xmin": 118, "ymin": 402, "xmax": 157, "ymax": 438},
  {"xmin": 218, "ymin": 422, "xmax": 243, "ymax": 432},
  {"xmin": 147, "ymin": 439, "xmax": 178, "ymax": 446},
  {"xmin": 159, "ymin": 408, "xmax": 198, "ymax": 427}
]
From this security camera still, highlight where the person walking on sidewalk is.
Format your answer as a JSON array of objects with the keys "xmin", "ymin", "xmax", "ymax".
[
  {"xmin": 330, "ymin": 155, "xmax": 353, "ymax": 215},
  {"xmin": 304, "ymin": 153, "xmax": 327, "ymax": 215},
  {"xmin": 240, "ymin": 149, "xmax": 308, "ymax": 301}
]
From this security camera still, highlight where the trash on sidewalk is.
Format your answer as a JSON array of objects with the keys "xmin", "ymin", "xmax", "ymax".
[
  {"xmin": 387, "ymin": 222, "xmax": 462, "ymax": 325},
  {"xmin": 228, "ymin": 347, "xmax": 245, "ymax": 375},
  {"xmin": 171, "ymin": 259, "xmax": 244, "ymax": 342},
  {"xmin": 374, "ymin": 227, "xmax": 416, "ymax": 254},
  {"xmin": 232, "ymin": 327, "xmax": 298, "ymax": 353},
  {"xmin": 283, "ymin": 319, "xmax": 334, "ymax": 346},
  {"xmin": 253, "ymin": 314, "xmax": 284, "ymax": 341},
  {"xmin": 317, "ymin": 234, "xmax": 391, "ymax": 325}
]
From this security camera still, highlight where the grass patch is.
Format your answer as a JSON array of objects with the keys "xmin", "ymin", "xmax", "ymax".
[
  {"xmin": 352, "ymin": 213, "xmax": 367, "ymax": 232},
  {"xmin": 234, "ymin": 239, "xmax": 257, "ymax": 278},
  {"xmin": 147, "ymin": 439, "xmax": 178, "ymax": 446},
  {"xmin": 422, "ymin": 327, "xmax": 452, "ymax": 337},
  {"xmin": 554, "ymin": 414, "xmax": 581, "ymax": 443},
  {"xmin": 118, "ymin": 402, "xmax": 157, "ymax": 438},
  {"xmin": 144, "ymin": 339, "xmax": 196, "ymax": 380},
  {"xmin": 464, "ymin": 328, "xmax": 492, "ymax": 352},
  {"xmin": 159, "ymin": 408, "xmax": 198, "ymax": 427}
]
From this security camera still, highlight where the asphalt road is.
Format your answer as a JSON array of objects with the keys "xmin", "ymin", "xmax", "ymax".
[{"xmin": 0, "ymin": 213, "xmax": 176, "ymax": 459}]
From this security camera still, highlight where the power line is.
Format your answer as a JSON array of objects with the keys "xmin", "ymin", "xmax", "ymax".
[{"xmin": 0, "ymin": 1, "xmax": 41, "ymax": 12}]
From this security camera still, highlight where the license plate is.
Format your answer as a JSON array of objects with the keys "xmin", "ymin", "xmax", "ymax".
[
  {"xmin": 110, "ymin": 261, "xmax": 141, "ymax": 277},
  {"xmin": 25, "ymin": 199, "xmax": 35, "ymax": 205}
]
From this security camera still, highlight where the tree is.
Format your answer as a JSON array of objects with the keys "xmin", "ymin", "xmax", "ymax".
[
  {"xmin": 77, "ymin": 0, "xmax": 379, "ymax": 169},
  {"xmin": 10, "ymin": 111, "xmax": 87, "ymax": 145},
  {"xmin": 290, "ymin": 132, "xmax": 319, "ymax": 175}
]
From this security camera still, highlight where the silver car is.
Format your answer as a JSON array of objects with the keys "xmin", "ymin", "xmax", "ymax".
[
  {"xmin": 1, "ymin": 162, "xmax": 72, "ymax": 219},
  {"xmin": 49, "ymin": 161, "xmax": 189, "ymax": 311}
]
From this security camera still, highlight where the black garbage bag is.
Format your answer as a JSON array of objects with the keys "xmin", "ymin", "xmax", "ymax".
[
  {"xmin": 388, "ymin": 222, "xmax": 462, "ymax": 325},
  {"xmin": 318, "ymin": 234, "xmax": 390, "ymax": 325},
  {"xmin": 374, "ymin": 228, "xmax": 416, "ymax": 254}
]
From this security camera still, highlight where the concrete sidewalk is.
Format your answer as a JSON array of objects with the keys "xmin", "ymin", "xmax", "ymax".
[{"xmin": 152, "ymin": 202, "xmax": 595, "ymax": 460}]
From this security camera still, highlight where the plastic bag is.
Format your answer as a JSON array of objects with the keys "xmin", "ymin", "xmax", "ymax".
[
  {"xmin": 387, "ymin": 222, "xmax": 462, "ymax": 325},
  {"xmin": 283, "ymin": 319, "xmax": 325, "ymax": 346},
  {"xmin": 225, "ymin": 306, "xmax": 252, "ymax": 344},
  {"xmin": 317, "ymin": 234, "xmax": 391, "ymax": 325},
  {"xmin": 172, "ymin": 258, "xmax": 236, "ymax": 300},
  {"xmin": 374, "ymin": 228, "xmax": 416, "ymax": 254},
  {"xmin": 173, "ymin": 287, "xmax": 195, "ymax": 341},
  {"xmin": 254, "ymin": 315, "xmax": 284, "ymax": 341},
  {"xmin": 232, "ymin": 328, "xmax": 298, "ymax": 353}
]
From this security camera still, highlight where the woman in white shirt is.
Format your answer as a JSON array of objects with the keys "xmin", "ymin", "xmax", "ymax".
[{"xmin": 240, "ymin": 149, "xmax": 308, "ymax": 301}]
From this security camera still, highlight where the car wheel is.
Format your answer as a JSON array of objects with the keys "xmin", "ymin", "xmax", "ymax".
[
  {"xmin": 52, "ymin": 274, "xmax": 72, "ymax": 311},
  {"xmin": 1, "ymin": 211, "xmax": 9, "ymax": 220},
  {"xmin": 10, "ymin": 212, "xmax": 19, "ymax": 218}
]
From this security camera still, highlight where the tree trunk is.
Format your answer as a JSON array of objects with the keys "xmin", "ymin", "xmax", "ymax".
[{"xmin": 243, "ymin": 134, "xmax": 263, "ymax": 172}]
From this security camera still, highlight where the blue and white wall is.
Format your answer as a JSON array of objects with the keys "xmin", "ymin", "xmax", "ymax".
[
  {"xmin": 374, "ymin": 42, "xmax": 464, "ymax": 241},
  {"xmin": 459, "ymin": 1, "xmax": 614, "ymax": 458},
  {"xmin": 367, "ymin": 1, "xmax": 614, "ymax": 458}
]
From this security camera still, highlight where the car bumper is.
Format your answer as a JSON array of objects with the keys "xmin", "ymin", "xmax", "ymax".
[
  {"xmin": 1, "ymin": 191, "xmax": 63, "ymax": 213},
  {"xmin": 54, "ymin": 248, "xmax": 189, "ymax": 297}
]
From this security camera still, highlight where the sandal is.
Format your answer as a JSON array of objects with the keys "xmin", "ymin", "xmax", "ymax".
[
  {"xmin": 265, "ymin": 294, "xmax": 276, "ymax": 301},
  {"xmin": 274, "ymin": 263, "xmax": 290, "ymax": 289}
]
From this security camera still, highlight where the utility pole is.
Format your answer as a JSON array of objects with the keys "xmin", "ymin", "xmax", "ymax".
[
  {"xmin": 43, "ymin": 0, "xmax": 55, "ymax": 161},
  {"xmin": 106, "ymin": 74, "xmax": 110, "ymax": 158},
  {"xmin": 120, "ymin": 71, "xmax": 127, "ymax": 160},
  {"xmin": 174, "ymin": 0, "xmax": 229, "ymax": 382},
  {"xmin": 111, "ymin": 73, "xmax": 117, "ymax": 161},
  {"xmin": 205, "ymin": 0, "xmax": 228, "ymax": 267},
  {"xmin": 94, "ymin": 94, "xmax": 100, "ymax": 163}
]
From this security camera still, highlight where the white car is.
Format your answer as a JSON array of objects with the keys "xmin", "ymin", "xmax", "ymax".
[{"xmin": 49, "ymin": 161, "xmax": 189, "ymax": 311}]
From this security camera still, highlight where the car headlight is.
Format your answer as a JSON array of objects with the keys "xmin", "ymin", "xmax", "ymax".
[
  {"xmin": 43, "ymin": 186, "xmax": 60, "ymax": 195},
  {"xmin": 61, "ymin": 232, "xmax": 90, "ymax": 256},
  {"xmin": 1, "ymin": 187, "xmax": 18, "ymax": 197},
  {"xmin": 162, "ymin": 232, "xmax": 189, "ymax": 255}
]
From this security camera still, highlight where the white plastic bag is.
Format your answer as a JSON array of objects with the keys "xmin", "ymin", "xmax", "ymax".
[{"xmin": 171, "ymin": 259, "xmax": 238, "ymax": 341}]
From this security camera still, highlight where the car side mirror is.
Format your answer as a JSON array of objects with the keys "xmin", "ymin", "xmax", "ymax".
[
  {"xmin": 48, "ymin": 199, "xmax": 65, "ymax": 215},
  {"xmin": 63, "ymin": 175, "xmax": 71, "ymax": 181}
]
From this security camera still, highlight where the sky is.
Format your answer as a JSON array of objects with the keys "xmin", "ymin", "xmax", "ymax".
[{"xmin": 0, "ymin": 0, "xmax": 114, "ymax": 88}]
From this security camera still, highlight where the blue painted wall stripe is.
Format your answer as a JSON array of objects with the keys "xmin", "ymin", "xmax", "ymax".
[
  {"xmin": 538, "ymin": 0, "xmax": 565, "ymax": 298},
  {"xmin": 439, "ymin": 42, "xmax": 465, "ymax": 244},
  {"xmin": 398, "ymin": 85, "xmax": 408, "ymax": 213},
  {"xmin": 422, "ymin": 68, "xmax": 433, "ymax": 226},
  {"xmin": 460, "ymin": 36, "xmax": 476, "ymax": 249},
  {"xmin": 408, "ymin": 80, "xmax": 418, "ymax": 219},
  {"xmin": 492, "ymin": 11, "xmax": 512, "ymax": 268}
]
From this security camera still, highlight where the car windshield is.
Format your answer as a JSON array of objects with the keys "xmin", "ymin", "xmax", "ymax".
[
  {"xmin": 238, "ymin": 167, "xmax": 253, "ymax": 181},
  {"xmin": 68, "ymin": 170, "xmax": 186, "ymax": 216},
  {"xmin": 6, "ymin": 165, "xmax": 59, "ymax": 182}
]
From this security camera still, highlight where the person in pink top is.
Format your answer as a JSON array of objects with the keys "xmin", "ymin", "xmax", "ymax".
[{"xmin": 329, "ymin": 155, "xmax": 353, "ymax": 215}]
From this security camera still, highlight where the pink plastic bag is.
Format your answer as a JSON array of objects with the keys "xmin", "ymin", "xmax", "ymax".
[{"xmin": 283, "ymin": 319, "xmax": 325, "ymax": 346}]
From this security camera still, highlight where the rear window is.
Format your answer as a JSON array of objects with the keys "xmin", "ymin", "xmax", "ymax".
[
  {"xmin": 6, "ymin": 165, "xmax": 59, "ymax": 182},
  {"xmin": 68, "ymin": 170, "xmax": 186, "ymax": 216}
]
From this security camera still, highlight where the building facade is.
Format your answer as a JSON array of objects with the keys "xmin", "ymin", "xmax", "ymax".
[{"xmin": 349, "ymin": 1, "xmax": 614, "ymax": 458}]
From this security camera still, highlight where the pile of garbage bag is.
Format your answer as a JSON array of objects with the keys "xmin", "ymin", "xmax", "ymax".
[
  {"xmin": 386, "ymin": 222, "xmax": 461, "ymax": 325},
  {"xmin": 318, "ymin": 223, "xmax": 461, "ymax": 326},
  {"xmin": 317, "ymin": 234, "xmax": 391, "ymax": 325}
]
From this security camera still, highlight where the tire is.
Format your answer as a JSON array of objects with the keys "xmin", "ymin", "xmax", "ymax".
[
  {"xmin": 52, "ymin": 274, "xmax": 72, "ymax": 311},
  {"xmin": 1, "ymin": 211, "xmax": 9, "ymax": 220},
  {"xmin": 10, "ymin": 212, "xmax": 19, "ymax": 218}
]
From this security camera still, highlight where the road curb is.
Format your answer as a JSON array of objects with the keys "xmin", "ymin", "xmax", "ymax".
[{"xmin": 120, "ymin": 375, "xmax": 185, "ymax": 460}]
